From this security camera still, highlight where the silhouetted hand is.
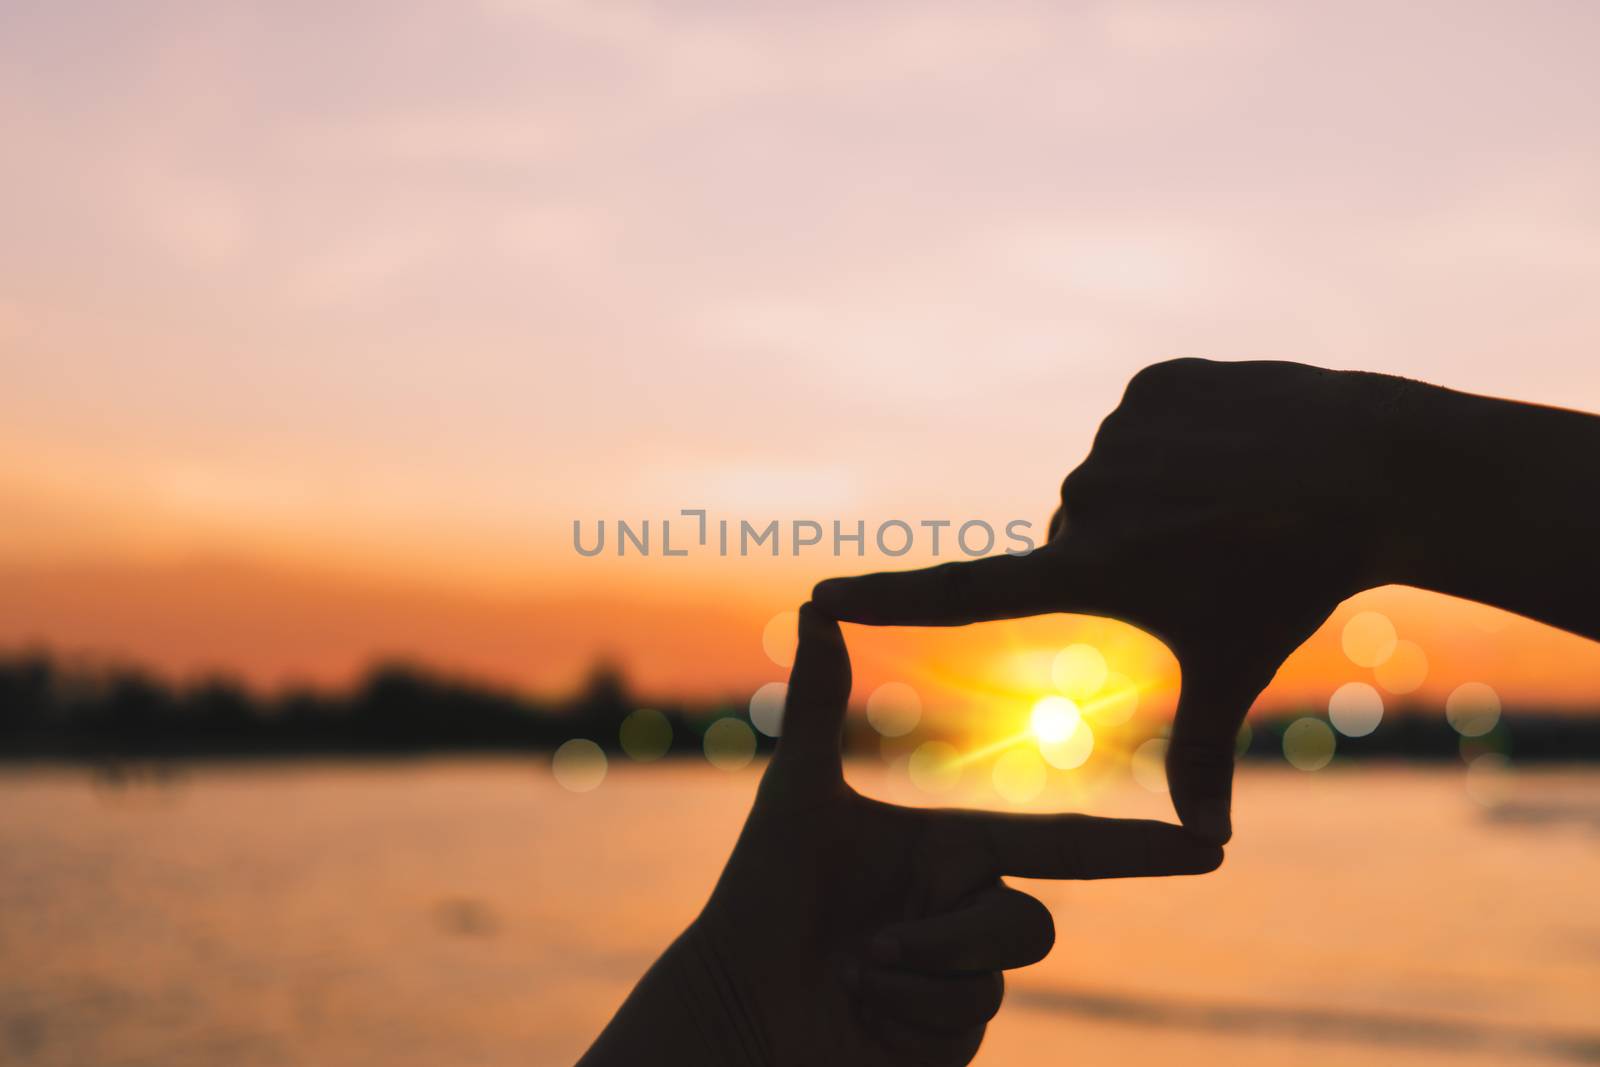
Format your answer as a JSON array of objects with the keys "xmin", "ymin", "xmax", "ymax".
[
  {"xmin": 814, "ymin": 359, "xmax": 1421, "ymax": 845},
  {"xmin": 582, "ymin": 605, "xmax": 1223, "ymax": 1066}
]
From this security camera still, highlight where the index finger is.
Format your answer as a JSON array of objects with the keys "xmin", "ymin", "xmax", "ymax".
[{"xmin": 811, "ymin": 540, "xmax": 1079, "ymax": 627}]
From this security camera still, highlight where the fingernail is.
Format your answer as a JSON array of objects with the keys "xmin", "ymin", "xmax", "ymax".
[{"xmin": 868, "ymin": 933, "xmax": 899, "ymax": 966}]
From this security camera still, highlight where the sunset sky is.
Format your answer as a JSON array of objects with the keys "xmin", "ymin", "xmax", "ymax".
[{"xmin": 3, "ymin": 1, "xmax": 1600, "ymax": 718}]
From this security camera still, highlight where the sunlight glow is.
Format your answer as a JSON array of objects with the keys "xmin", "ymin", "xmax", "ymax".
[
  {"xmin": 1085, "ymin": 671, "xmax": 1139, "ymax": 724},
  {"xmin": 899, "ymin": 637, "xmax": 1176, "ymax": 802},
  {"xmin": 1040, "ymin": 718, "xmax": 1095, "ymax": 770},
  {"xmin": 1030, "ymin": 695, "xmax": 1081, "ymax": 743}
]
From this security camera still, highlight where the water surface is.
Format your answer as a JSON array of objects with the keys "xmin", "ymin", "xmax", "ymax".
[{"xmin": 2, "ymin": 761, "xmax": 1597, "ymax": 1066}]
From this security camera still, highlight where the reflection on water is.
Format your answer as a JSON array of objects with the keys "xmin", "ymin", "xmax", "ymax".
[
  {"xmin": 1, "ymin": 761, "xmax": 1597, "ymax": 1066},
  {"xmin": 1007, "ymin": 985, "xmax": 1600, "ymax": 1063}
]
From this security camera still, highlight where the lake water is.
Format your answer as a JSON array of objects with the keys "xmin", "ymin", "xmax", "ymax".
[{"xmin": 2, "ymin": 760, "xmax": 1598, "ymax": 1066}]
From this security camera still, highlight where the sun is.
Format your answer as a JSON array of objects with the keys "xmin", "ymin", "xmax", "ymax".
[{"xmin": 1029, "ymin": 695, "xmax": 1081, "ymax": 744}]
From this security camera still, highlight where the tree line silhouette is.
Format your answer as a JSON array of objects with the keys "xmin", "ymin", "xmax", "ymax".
[{"xmin": 1, "ymin": 649, "xmax": 1598, "ymax": 762}]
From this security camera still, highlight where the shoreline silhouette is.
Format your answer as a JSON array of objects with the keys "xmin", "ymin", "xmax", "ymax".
[{"xmin": 4, "ymin": 647, "xmax": 1598, "ymax": 763}]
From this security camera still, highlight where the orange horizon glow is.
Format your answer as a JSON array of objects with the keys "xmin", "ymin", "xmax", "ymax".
[
  {"xmin": 4, "ymin": 531, "xmax": 1600, "ymax": 719},
  {"xmin": 4, "ymin": 3, "xmax": 1600, "ymax": 722}
]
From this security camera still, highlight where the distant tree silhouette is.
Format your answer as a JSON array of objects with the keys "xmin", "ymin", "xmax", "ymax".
[{"xmin": 0, "ymin": 647, "xmax": 1598, "ymax": 761}]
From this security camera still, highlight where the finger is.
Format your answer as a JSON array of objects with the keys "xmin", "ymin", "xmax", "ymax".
[
  {"xmin": 957, "ymin": 811, "xmax": 1224, "ymax": 881},
  {"xmin": 854, "ymin": 967, "xmax": 1005, "ymax": 1032},
  {"xmin": 766, "ymin": 603, "xmax": 851, "ymax": 783},
  {"xmin": 811, "ymin": 540, "xmax": 1077, "ymax": 626},
  {"xmin": 870, "ymin": 884, "xmax": 1053, "ymax": 973},
  {"xmin": 869, "ymin": 1016, "xmax": 986, "ymax": 1067},
  {"xmin": 1166, "ymin": 665, "xmax": 1261, "ymax": 846}
]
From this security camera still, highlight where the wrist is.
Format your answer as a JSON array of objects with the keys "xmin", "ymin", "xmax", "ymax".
[
  {"xmin": 677, "ymin": 917, "xmax": 773, "ymax": 1067},
  {"xmin": 1328, "ymin": 369, "xmax": 1446, "ymax": 590},
  {"xmin": 579, "ymin": 920, "xmax": 770, "ymax": 1067},
  {"xmin": 1367, "ymin": 376, "xmax": 1552, "ymax": 600}
]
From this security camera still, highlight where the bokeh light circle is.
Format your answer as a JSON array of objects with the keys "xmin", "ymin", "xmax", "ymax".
[
  {"xmin": 879, "ymin": 731, "xmax": 917, "ymax": 764},
  {"xmin": 908, "ymin": 741, "xmax": 961, "ymax": 794},
  {"xmin": 704, "ymin": 718, "xmax": 757, "ymax": 770},
  {"xmin": 1464, "ymin": 752, "xmax": 1511, "ymax": 806},
  {"xmin": 992, "ymin": 747, "xmax": 1047, "ymax": 805},
  {"xmin": 1085, "ymin": 672, "xmax": 1139, "ymax": 725},
  {"xmin": 748, "ymin": 682, "xmax": 787, "ymax": 737},
  {"xmin": 1282, "ymin": 717, "xmax": 1336, "ymax": 771},
  {"xmin": 1341, "ymin": 611, "xmax": 1398, "ymax": 668},
  {"xmin": 1040, "ymin": 719, "xmax": 1095, "ymax": 770},
  {"xmin": 1446, "ymin": 682, "xmax": 1502, "ymax": 737},
  {"xmin": 552, "ymin": 739, "xmax": 607, "ymax": 791},
  {"xmin": 867, "ymin": 682, "xmax": 922, "ymax": 737},
  {"xmin": 761, "ymin": 610, "xmax": 799, "ymax": 668},
  {"xmin": 1372, "ymin": 639, "xmax": 1428, "ymax": 694},
  {"xmin": 618, "ymin": 709, "xmax": 672, "ymax": 762},
  {"xmin": 1030, "ymin": 695, "xmax": 1081, "ymax": 743},
  {"xmin": 1131, "ymin": 738, "xmax": 1169, "ymax": 793},
  {"xmin": 1052, "ymin": 644, "xmax": 1108, "ymax": 700},
  {"xmin": 1328, "ymin": 682, "xmax": 1384, "ymax": 738}
]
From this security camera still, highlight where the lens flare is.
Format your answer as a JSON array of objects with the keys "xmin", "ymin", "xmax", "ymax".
[
  {"xmin": 619, "ymin": 709, "xmax": 672, "ymax": 761},
  {"xmin": 1084, "ymin": 671, "xmax": 1139, "ymax": 725},
  {"xmin": 1446, "ymin": 682, "xmax": 1502, "ymax": 737},
  {"xmin": 1131, "ymin": 738, "xmax": 1169, "ymax": 793},
  {"xmin": 909, "ymin": 741, "xmax": 961, "ymax": 793},
  {"xmin": 867, "ymin": 682, "xmax": 922, "ymax": 738},
  {"xmin": 748, "ymin": 682, "xmax": 787, "ymax": 737},
  {"xmin": 1341, "ymin": 611, "xmax": 1398, "ymax": 668},
  {"xmin": 704, "ymin": 718, "xmax": 756, "ymax": 770},
  {"xmin": 1040, "ymin": 719, "xmax": 1094, "ymax": 770},
  {"xmin": 1283, "ymin": 717, "xmax": 1336, "ymax": 771},
  {"xmin": 761, "ymin": 610, "xmax": 799, "ymax": 668},
  {"xmin": 1328, "ymin": 682, "xmax": 1383, "ymax": 738},
  {"xmin": 552, "ymin": 739, "xmax": 607, "ymax": 791}
]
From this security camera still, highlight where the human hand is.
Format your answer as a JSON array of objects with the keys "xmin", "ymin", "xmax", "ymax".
[
  {"xmin": 814, "ymin": 358, "xmax": 1418, "ymax": 845},
  {"xmin": 691, "ymin": 605, "xmax": 1223, "ymax": 1066}
]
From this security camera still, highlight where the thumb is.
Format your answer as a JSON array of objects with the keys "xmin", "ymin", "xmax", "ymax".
[
  {"xmin": 766, "ymin": 603, "xmax": 852, "ymax": 789},
  {"xmin": 1165, "ymin": 660, "xmax": 1266, "ymax": 846}
]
